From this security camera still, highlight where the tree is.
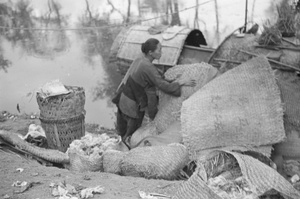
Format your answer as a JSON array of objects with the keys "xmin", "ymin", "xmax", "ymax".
[
  {"xmin": 214, "ymin": 0, "xmax": 220, "ymax": 44},
  {"xmin": 107, "ymin": 0, "xmax": 125, "ymax": 23},
  {"xmin": 194, "ymin": 0, "xmax": 199, "ymax": 29},
  {"xmin": 170, "ymin": 0, "xmax": 180, "ymax": 26},
  {"xmin": 126, "ymin": 0, "xmax": 131, "ymax": 23}
]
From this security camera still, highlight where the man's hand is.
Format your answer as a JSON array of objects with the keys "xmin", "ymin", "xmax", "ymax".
[{"xmin": 177, "ymin": 76, "xmax": 196, "ymax": 87}]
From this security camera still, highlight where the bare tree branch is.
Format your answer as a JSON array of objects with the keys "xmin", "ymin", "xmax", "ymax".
[
  {"xmin": 107, "ymin": 0, "xmax": 125, "ymax": 22},
  {"xmin": 214, "ymin": 0, "xmax": 220, "ymax": 43},
  {"xmin": 85, "ymin": 0, "xmax": 93, "ymax": 19}
]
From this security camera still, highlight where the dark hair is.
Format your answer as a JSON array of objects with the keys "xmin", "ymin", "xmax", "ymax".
[{"xmin": 141, "ymin": 38, "xmax": 160, "ymax": 55}]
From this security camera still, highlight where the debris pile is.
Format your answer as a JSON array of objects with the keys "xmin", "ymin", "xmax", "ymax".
[{"xmin": 66, "ymin": 133, "xmax": 122, "ymax": 172}]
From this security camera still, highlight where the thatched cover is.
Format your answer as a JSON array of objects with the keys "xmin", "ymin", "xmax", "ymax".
[
  {"xmin": 208, "ymin": 32, "xmax": 300, "ymax": 159},
  {"xmin": 110, "ymin": 25, "xmax": 207, "ymax": 74}
]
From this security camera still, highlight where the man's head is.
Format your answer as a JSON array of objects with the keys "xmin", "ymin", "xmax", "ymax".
[{"xmin": 141, "ymin": 38, "xmax": 162, "ymax": 60}]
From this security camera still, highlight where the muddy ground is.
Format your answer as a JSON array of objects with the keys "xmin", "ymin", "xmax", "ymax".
[
  {"xmin": 0, "ymin": 112, "xmax": 181, "ymax": 199},
  {"xmin": 1, "ymin": 112, "xmax": 300, "ymax": 199}
]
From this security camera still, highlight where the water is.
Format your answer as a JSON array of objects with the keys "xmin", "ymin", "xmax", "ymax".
[
  {"xmin": 0, "ymin": 0, "xmax": 279, "ymax": 128},
  {"xmin": 0, "ymin": 31, "xmax": 122, "ymax": 128}
]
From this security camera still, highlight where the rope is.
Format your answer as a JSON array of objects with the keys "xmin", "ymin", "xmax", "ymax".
[{"xmin": 0, "ymin": 0, "xmax": 214, "ymax": 31}]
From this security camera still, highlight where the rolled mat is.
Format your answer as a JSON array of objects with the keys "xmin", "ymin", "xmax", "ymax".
[
  {"xmin": 120, "ymin": 143, "xmax": 189, "ymax": 180},
  {"xmin": 103, "ymin": 149, "xmax": 127, "ymax": 174},
  {"xmin": 0, "ymin": 130, "xmax": 69, "ymax": 163},
  {"xmin": 173, "ymin": 171, "xmax": 222, "ymax": 199},
  {"xmin": 195, "ymin": 145, "xmax": 273, "ymax": 162},
  {"xmin": 131, "ymin": 121, "xmax": 182, "ymax": 148},
  {"xmin": 66, "ymin": 149, "xmax": 103, "ymax": 172},
  {"xmin": 130, "ymin": 121, "xmax": 158, "ymax": 147},
  {"xmin": 154, "ymin": 63, "xmax": 218, "ymax": 133},
  {"xmin": 227, "ymin": 150, "xmax": 300, "ymax": 198},
  {"xmin": 173, "ymin": 150, "xmax": 300, "ymax": 199},
  {"xmin": 181, "ymin": 57, "xmax": 285, "ymax": 159}
]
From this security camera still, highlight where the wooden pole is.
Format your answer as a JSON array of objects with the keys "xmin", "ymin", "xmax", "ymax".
[
  {"xmin": 239, "ymin": 49, "xmax": 300, "ymax": 72},
  {"xmin": 244, "ymin": 0, "xmax": 248, "ymax": 33}
]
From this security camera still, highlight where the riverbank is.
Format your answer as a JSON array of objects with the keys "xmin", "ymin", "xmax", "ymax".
[{"xmin": 0, "ymin": 111, "xmax": 179, "ymax": 199}]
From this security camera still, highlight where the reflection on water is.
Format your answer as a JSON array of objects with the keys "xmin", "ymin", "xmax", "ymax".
[{"xmin": 0, "ymin": 0, "xmax": 122, "ymax": 128}]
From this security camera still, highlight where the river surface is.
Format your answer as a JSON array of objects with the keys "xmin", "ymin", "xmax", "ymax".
[{"xmin": 0, "ymin": 0, "xmax": 281, "ymax": 128}]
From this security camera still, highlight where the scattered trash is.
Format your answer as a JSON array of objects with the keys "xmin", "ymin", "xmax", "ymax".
[
  {"xmin": 32, "ymin": 172, "xmax": 39, "ymax": 176},
  {"xmin": 52, "ymin": 185, "xmax": 68, "ymax": 197},
  {"xmin": 12, "ymin": 181, "xmax": 27, "ymax": 187},
  {"xmin": 17, "ymin": 124, "xmax": 48, "ymax": 148},
  {"xmin": 3, "ymin": 194, "xmax": 10, "ymax": 199},
  {"xmin": 50, "ymin": 182, "xmax": 104, "ymax": 199},
  {"xmin": 20, "ymin": 124, "xmax": 46, "ymax": 140},
  {"xmin": 39, "ymin": 79, "xmax": 70, "ymax": 98},
  {"xmin": 16, "ymin": 103, "xmax": 20, "ymax": 113},
  {"xmin": 67, "ymin": 133, "xmax": 121, "ymax": 172},
  {"xmin": 291, "ymin": 174, "xmax": 300, "ymax": 183},
  {"xmin": 157, "ymin": 183, "xmax": 175, "ymax": 189},
  {"xmin": 83, "ymin": 175, "xmax": 91, "ymax": 181},
  {"xmin": 80, "ymin": 186, "xmax": 105, "ymax": 199},
  {"xmin": 138, "ymin": 191, "xmax": 171, "ymax": 199},
  {"xmin": 12, "ymin": 181, "xmax": 41, "ymax": 194},
  {"xmin": 16, "ymin": 168, "xmax": 24, "ymax": 173}
]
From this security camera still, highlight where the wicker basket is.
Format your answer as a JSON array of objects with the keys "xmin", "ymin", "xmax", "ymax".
[
  {"xmin": 37, "ymin": 85, "xmax": 86, "ymax": 152},
  {"xmin": 36, "ymin": 86, "xmax": 85, "ymax": 120},
  {"xmin": 40, "ymin": 114, "xmax": 85, "ymax": 152}
]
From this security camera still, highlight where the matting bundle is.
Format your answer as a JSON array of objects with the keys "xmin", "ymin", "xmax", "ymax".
[
  {"xmin": 181, "ymin": 57, "xmax": 285, "ymax": 160},
  {"xmin": 155, "ymin": 62, "xmax": 218, "ymax": 133}
]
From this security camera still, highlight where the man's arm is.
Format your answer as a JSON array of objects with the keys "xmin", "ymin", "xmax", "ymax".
[{"xmin": 143, "ymin": 66, "xmax": 181, "ymax": 97}]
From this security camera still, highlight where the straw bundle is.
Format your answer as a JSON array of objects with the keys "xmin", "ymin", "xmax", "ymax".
[
  {"xmin": 276, "ymin": 1, "xmax": 296, "ymax": 36},
  {"xmin": 181, "ymin": 57, "xmax": 285, "ymax": 159},
  {"xmin": 103, "ymin": 149, "xmax": 127, "ymax": 174},
  {"xmin": 120, "ymin": 143, "xmax": 189, "ymax": 180},
  {"xmin": 0, "ymin": 130, "xmax": 69, "ymax": 164},
  {"xmin": 258, "ymin": 24, "xmax": 282, "ymax": 46},
  {"xmin": 154, "ymin": 63, "xmax": 218, "ymax": 133}
]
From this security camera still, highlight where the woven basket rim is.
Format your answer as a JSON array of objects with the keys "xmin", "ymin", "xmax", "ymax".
[{"xmin": 39, "ymin": 113, "xmax": 84, "ymax": 123}]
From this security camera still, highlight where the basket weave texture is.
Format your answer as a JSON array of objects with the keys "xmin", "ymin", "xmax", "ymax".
[
  {"xmin": 36, "ymin": 86, "xmax": 85, "ymax": 120},
  {"xmin": 174, "ymin": 150, "xmax": 300, "ymax": 199},
  {"xmin": 67, "ymin": 148, "xmax": 103, "ymax": 172},
  {"xmin": 37, "ymin": 86, "xmax": 86, "ymax": 152},
  {"xmin": 103, "ymin": 149, "xmax": 127, "ymax": 174},
  {"xmin": 181, "ymin": 57, "xmax": 285, "ymax": 159},
  {"xmin": 40, "ymin": 114, "xmax": 85, "ymax": 152},
  {"xmin": 120, "ymin": 143, "xmax": 189, "ymax": 180},
  {"xmin": 173, "ymin": 169, "xmax": 222, "ymax": 199},
  {"xmin": 154, "ymin": 62, "xmax": 218, "ymax": 133},
  {"xmin": 0, "ymin": 130, "xmax": 69, "ymax": 163}
]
